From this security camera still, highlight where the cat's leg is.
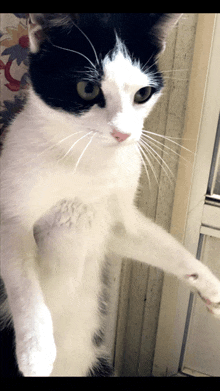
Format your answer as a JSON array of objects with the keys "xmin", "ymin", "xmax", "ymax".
[
  {"xmin": 33, "ymin": 198, "xmax": 111, "ymax": 376},
  {"xmin": 1, "ymin": 220, "xmax": 56, "ymax": 376},
  {"xmin": 33, "ymin": 198, "xmax": 97, "ymax": 288},
  {"xmin": 108, "ymin": 208, "xmax": 220, "ymax": 319}
]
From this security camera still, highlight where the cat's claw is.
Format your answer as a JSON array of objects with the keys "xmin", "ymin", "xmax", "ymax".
[
  {"xmin": 185, "ymin": 274, "xmax": 220, "ymax": 319},
  {"xmin": 198, "ymin": 291, "xmax": 220, "ymax": 319}
]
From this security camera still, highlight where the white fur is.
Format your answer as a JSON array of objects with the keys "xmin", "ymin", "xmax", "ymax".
[{"xmin": 1, "ymin": 41, "xmax": 220, "ymax": 377}]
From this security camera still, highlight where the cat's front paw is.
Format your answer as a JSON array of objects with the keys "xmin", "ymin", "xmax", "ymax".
[
  {"xmin": 198, "ymin": 292, "xmax": 220, "ymax": 319},
  {"xmin": 16, "ymin": 308, "xmax": 56, "ymax": 376},
  {"xmin": 185, "ymin": 273, "xmax": 220, "ymax": 319}
]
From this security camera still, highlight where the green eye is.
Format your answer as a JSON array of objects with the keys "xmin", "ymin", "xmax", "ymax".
[
  {"xmin": 134, "ymin": 86, "xmax": 153, "ymax": 104},
  {"xmin": 76, "ymin": 81, "xmax": 100, "ymax": 101}
]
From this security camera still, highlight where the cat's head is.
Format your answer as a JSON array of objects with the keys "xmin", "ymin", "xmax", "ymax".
[{"xmin": 27, "ymin": 13, "xmax": 181, "ymax": 146}]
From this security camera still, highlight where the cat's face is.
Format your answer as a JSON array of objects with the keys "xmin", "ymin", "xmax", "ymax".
[{"xmin": 28, "ymin": 13, "xmax": 181, "ymax": 146}]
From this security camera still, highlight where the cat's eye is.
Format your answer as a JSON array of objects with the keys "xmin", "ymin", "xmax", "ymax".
[
  {"xmin": 134, "ymin": 86, "xmax": 154, "ymax": 104},
  {"xmin": 76, "ymin": 81, "xmax": 100, "ymax": 101}
]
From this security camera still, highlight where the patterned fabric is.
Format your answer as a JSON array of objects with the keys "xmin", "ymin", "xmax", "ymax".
[{"xmin": 0, "ymin": 13, "xmax": 29, "ymax": 131}]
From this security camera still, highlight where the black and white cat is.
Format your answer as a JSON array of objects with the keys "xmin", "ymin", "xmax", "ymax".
[{"xmin": 1, "ymin": 13, "xmax": 220, "ymax": 377}]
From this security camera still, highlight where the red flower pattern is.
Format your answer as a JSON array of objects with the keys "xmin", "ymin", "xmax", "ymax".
[
  {"xmin": 0, "ymin": 60, "xmax": 21, "ymax": 91},
  {"xmin": 0, "ymin": 14, "xmax": 29, "ymax": 129}
]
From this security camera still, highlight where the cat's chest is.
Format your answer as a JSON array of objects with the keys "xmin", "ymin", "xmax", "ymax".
[
  {"xmin": 20, "ymin": 158, "xmax": 139, "ymax": 227},
  {"xmin": 32, "ymin": 168, "xmax": 118, "ymax": 203}
]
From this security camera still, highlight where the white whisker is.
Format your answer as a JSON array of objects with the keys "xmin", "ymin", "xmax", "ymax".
[
  {"xmin": 37, "ymin": 131, "xmax": 85, "ymax": 157},
  {"xmin": 20, "ymin": 131, "xmax": 85, "ymax": 171},
  {"xmin": 50, "ymin": 42, "xmax": 96, "ymax": 69},
  {"xmin": 73, "ymin": 132, "xmax": 97, "ymax": 174},
  {"xmin": 141, "ymin": 53, "xmax": 157, "ymax": 73},
  {"xmin": 141, "ymin": 137, "xmax": 191, "ymax": 170},
  {"xmin": 58, "ymin": 131, "xmax": 93, "ymax": 161},
  {"xmin": 163, "ymin": 77, "xmax": 188, "ymax": 81},
  {"xmin": 150, "ymin": 69, "xmax": 188, "ymax": 77},
  {"xmin": 141, "ymin": 134, "xmax": 191, "ymax": 165},
  {"xmin": 142, "ymin": 130, "xmax": 194, "ymax": 153},
  {"xmin": 135, "ymin": 145, "xmax": 151, "ymax": 189},
  {"xmin": 141, "ymin": 136, "xmax": 177, "ymax": 160},
  {"xmin": 160, "ymin": 68, "xmax": 188, "ymax": 74},
  {"xmin": 138, "ymin": 143, "xmax": 159, "ymax": 185},
  {"xmin": 142, "ymin": 140, "xmax": 177, "ymax": 176},
  {"xmin": 142, "ymin": 131, "xmax": 191, "ymax": 140},
  {"xmin": 165, "ymin": 68, "xmax": 188, "ymax": 72},
  {"xmin": 72, "ymin": 22, "xmax": 100, "ymax": 65},
  {"xmin": 139, "ymin": 140, "xmax": 174, "ymax": 185},
  {"xmin": 141, "ymin": 139, "xmax": 174, "ymax": 180}
]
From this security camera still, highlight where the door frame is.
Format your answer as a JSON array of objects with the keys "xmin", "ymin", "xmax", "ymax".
[{"xmin": 152, "ymin": 13, "xmax": 220, "ymax": 377}]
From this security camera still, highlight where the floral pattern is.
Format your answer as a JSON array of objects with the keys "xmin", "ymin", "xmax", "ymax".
[{"xmin": 0, "ymin": 13, "xmax": 29, "ymax": 131}]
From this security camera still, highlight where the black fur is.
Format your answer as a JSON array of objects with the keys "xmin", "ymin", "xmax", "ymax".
[
  {"xmin": 88, "ymin": 356, "xmax": 114, "ymax": 377},
  {"xmin": 92, "ymin": 329, "xmax": 105, "ymax": 348},
  {"xmin": 28, "ymin": 13, "xmax": 166, "ymax": 115}
]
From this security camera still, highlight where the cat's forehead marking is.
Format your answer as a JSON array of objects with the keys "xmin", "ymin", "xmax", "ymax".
[{"xmin": 102, "ymin": 38, "xmax": 153, "ymax": 90}]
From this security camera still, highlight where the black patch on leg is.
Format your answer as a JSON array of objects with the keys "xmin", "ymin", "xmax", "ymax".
[
  {"xmin": 89, "ymin": 258, "xmax": 114, "ymax": 376},
  {"xmin": 87, "ymin": 357, "xmax": 114, "ymax": 377},
  {"xmin": 92, "ymin": 329, "xmax": 104, "ymax": 347}
]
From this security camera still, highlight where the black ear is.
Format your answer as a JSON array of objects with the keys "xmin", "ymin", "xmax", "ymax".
[
  {"xmin": 150, "ymin": 13, "xmax": 183, "ymax": 54},
  {"xmin": 27, "ymin": 13, "xmax": 77, "ymax": 53}
]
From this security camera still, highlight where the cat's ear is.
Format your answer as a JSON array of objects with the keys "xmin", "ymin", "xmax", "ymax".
[
  {"xmin": 150, "ymin": 13, "xmax": 183, "ymax": 54},
  {"xmin": 28, "ymin": 13, "xmax": 47, "ymax": 53},
  {"xmin": 27, "ymin": 13, "xmax": 76, "ymax": 53}
]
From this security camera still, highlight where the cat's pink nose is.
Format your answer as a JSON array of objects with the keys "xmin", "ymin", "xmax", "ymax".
[{"xmin": 111, "ymin": 129, "xmax": 130, "ymax": 142}]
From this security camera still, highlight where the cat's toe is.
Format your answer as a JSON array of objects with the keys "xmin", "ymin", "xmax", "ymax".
[{"xmin": 198, "ymin": 292, "xmax": 220, "ymax": 319}]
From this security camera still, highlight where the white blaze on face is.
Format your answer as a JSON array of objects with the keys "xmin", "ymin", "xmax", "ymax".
[{"xmin": 101, "ymin": 39, "xmax": 162, "ymax": 142}]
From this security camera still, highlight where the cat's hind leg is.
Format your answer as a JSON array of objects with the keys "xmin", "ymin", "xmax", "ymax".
[{"xmin": 1, "ymin": 221, "xmax": 56, "ymax": 377}]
